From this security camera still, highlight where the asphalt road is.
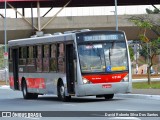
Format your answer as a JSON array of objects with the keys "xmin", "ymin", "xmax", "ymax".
[{"xmin": 0, "ymin": 88, "xmax": 160, "ymax": 120}]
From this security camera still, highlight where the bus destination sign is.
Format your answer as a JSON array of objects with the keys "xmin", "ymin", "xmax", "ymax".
[
  {"xmin": 84, "ymin": 35, "xmax": 117, "ymax": 41},
  {"xmin": 82, "ymin": 34, "xmax": 124, "ymax": 42}
]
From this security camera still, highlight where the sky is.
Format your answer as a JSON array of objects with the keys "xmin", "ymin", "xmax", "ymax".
[{"xmin": 0, "ymin": 5, "xmax": 160, "ymax": 18}]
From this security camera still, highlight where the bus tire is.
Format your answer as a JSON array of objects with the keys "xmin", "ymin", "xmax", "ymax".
[
  {"xmin": 58, "ymin": 81, "xmax": 71, "ymax": 102},
  {"xmin": 104, "ymin": 94, "xmax": 114, "ymax": 100},
  {"xmin": 22, "ymin": 80, "xmax": 38, "ymax": 99},
  {"xmin": 31, "ymin": 93, "xmax": 38, "ymax": 99}
]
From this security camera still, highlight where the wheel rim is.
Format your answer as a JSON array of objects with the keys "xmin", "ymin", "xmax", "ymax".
[{"xmin": 60, "ymin": 85, "xmax": 64, "ymax": 98}]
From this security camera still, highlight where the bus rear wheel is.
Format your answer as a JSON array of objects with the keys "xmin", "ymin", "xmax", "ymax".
[
  {"xmin": 22, "ymin": 81, "xmax": 38, "ymax": 99},
  {"xmin": 104, "ymin": 94, "xmax": 114, "ymax": 100},
  {"xmin": 58, "ymin": 81, "xmax": 71, "ymax": 102}
]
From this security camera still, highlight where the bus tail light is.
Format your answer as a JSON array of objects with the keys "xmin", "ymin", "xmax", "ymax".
[
  {"xmin": 121, "ymin": 74, "xmax": 129, "ymax": 82},
  {"xmin": 82, "ymin": 77, "xmax": 91, "ymax": 84}
]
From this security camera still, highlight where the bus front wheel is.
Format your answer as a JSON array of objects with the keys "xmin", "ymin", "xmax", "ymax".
[
  {"xmin": 22, "ymin": 81, "xmax": 38, "ymax": 99},
  {"xmin": 104, "ymin": 94, "xmax": 114, "ymax": 100},
  {"xmin": 58, "ymin": 81, "xmax": 71, "ymax": 102}
]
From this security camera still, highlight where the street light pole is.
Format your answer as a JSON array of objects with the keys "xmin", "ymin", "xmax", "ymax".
[
  {"xmin": 4, "ymin": 0, "xmax": 7, "ymax": 52},
  {"xmin": 114, "ymin": 0, "xmax": 118, "ymax": 31},
  {"xmin": 4, "ymin": 0, "xmax": 8, "ymax": 84}
]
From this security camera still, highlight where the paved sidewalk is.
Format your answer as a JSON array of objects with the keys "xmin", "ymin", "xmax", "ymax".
[
  {"xmin": 132, "ymin": 89, "xmax": 160, "ymax": 95},
  {"xmin": 115, "ymin": 89, "xmax": 160, "ymax": 100},
  {"xmin": 0, "ymin": 85, "xmax": 10, "ymax": 89}
]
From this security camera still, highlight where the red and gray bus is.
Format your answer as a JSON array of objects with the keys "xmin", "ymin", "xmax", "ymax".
[{"xmin": 8, "ymin": 29, "xmax": 132, "ymax": 101}]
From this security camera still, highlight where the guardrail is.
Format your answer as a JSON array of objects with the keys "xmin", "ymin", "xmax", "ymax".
[{"xmin": 0, "ymin": 70, "xmax": 5, "ymax": 81}]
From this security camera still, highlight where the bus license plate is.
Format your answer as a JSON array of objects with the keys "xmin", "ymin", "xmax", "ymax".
[{"xmin": 102, "ymin": 84, "xmax": 112, "ymax": 88}]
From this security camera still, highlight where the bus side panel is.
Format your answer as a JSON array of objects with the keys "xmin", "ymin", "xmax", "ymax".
[
  {"xmin": 25, "ymin": 78, "xmax": 46, "ymax": 89},
  {"xmin": 9, "ymin": 75, "xmax": 14, "ymax": 89},
  {"xmin": 18, "ymin": 73, "xmax": 66, "ymax": 95}
]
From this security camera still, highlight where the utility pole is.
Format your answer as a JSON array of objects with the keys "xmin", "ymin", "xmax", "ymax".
[
  {"xmin": 4, "ymin": 0, "xmax": 8, "ymax": 84},
  {"xmin": 136, "ymin": 41, "xmax": 138, "ymax": 74}
]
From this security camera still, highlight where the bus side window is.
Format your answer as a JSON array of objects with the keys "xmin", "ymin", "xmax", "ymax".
[
  {"xmin": 19, "ymin": 47, "xmax": 25, "ymax": 65},
  {"xmin": 23, "ymin": 47, "xmax": 27, "ymax": 59},
  {"xmin": 43, "ymin": 45, "xmax": 49, "ymax": 72},
  {"xmin": 19, "ymin": 47, "xmax": 27, "ymax": 65},
  {"xmin": 58, "ymin": 43, "xmax": 65, "ymax": 73},
  {"xmin": 50, "ymin": 44, "xmax": 57, "ymax": 72},
  {"xmin": 19, "ymin": 47, "xmax": 22, "ymax": 59},
  {"xmin": 36, "ymin": 45, "xmax": 42, "ymax": 72},
  {"xmin": 33, "ymin": 46, "xmax": 37, "ymax": 70},
  {"xmin": 27, "ymin": 46, "xmax": 34, "ymax": 65},
  {"xmin": 33, "ymin": 46, "xmax": 37, "ymax": 58}
]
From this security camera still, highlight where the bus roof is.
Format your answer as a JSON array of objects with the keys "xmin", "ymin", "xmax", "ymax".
[
  {"xmin": 8, "ymin": 33, "xmax": 74, "ymax": 47},
  {"xmin": 8, "ymin": 30, "xmax": 125, "ymax": 47}
]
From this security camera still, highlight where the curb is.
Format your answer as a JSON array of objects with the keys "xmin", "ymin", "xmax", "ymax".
[
  {"xmin": 115, "ymin": 93, "xmax": 160, "ymax": 100},
  {"xmin": 132, "ymin": 78, "xmax": 160, "ymax": 82}
]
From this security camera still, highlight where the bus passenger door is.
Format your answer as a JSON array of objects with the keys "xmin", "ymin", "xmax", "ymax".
[
  {"xmin": 12, "ymin": 49, "xmax": 19, "ymax": 90},
  {"xmin": 66, "ymin": 44, "xmax": 75, "ymax": 94}
]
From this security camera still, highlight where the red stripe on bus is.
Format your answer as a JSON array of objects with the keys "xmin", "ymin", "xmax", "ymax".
[
  {"xmin": 34, "ymin": 78, "xmax": 46, "ymax": 89},
  {"xmin": 26, "ymin": 78, "xmax": 46, "ymax": 89},
  {"xmin": 83, "ymin": 73, "xmax": 128, "ymax": 84},
  {"xmin": 9, "ymin": 76, "xmax": 21, "ymax": 88},
  {"xmin": 9, "ymin": 76, "xmax": 14, "ymax": 87},
  {"xmin": 9, "ymin": 76, "xmax": 46, "ymax": 89}
]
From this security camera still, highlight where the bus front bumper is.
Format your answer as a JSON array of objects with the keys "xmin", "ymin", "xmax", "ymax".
[{"xmin": 75, "ymin": 82, "xmax": 130, "ymax": 97}]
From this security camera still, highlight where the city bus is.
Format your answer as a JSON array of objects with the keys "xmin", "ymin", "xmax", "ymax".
[{"xmin": 8, "ymin": 29, "xmax": 132, "ymax": 102}]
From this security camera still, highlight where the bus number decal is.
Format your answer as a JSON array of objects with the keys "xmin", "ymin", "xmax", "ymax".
[{"xmin": 102, "ymin": 84, "xmax": 112, "ymax": 88}]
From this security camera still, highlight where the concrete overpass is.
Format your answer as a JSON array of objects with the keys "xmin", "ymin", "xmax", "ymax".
[
  {"xmin": 0, "ymin": 14, "xmax": 159, "ymax": 44},
  {"xmin": 0, "ymin": 0, "xmax": 160, "ymax": 8}
]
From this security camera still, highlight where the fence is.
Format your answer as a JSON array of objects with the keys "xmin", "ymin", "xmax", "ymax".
[{"xmin": 0, "ymin": 69, "xmax": 8, "ymax": 81}]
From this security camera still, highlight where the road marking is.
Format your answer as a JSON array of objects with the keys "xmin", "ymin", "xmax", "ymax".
[
  {"xmin": 109, "ymin": 117, "xmax": 141, "ymax": 120},
  {"xmin": 24, "ymin": 117, "xmax": 40, "ymax": 120},
  {"xmin": 91, "ymin": 114, "xmax": 105, "ymax": 117},
  {"xmin": 110, "ymin": 110, "xmax": 140, "ymax": 120},
  {"xmin": 63, "ymin": 104, "xmax": 76, "ymax": 106},
  {"xmin": 116, "ymin": 109, "xmax": 137, "ymax": 111}
]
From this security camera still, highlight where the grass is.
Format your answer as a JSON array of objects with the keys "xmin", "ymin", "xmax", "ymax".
[{"xmin": 133, "ymin": 81, "xmax": 160, "ymax": 89}]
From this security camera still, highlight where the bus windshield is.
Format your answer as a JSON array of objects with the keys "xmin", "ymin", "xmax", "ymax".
[{"xmin": 78, "ymin": 42, "xmax": 128, "ymax": 73}]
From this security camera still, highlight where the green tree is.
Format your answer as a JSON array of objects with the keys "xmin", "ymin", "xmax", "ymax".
[
  {"xmin": 146, "ymin": 8, "xmax": 160, "ymax": 14},
  {"xmin": 129, "ymin": 46, "xmax": 134, "ymax": 61},
  {"xmin": 139, "ymin": 46, "xmax": 147, "ymax": 62},
  {"xmin": 129, "ymin": 17, "xmax": 160, "ymax": 85},
  {"xmin": 0, "ymin": 45, "xmax": 5, "ymax": 68}
]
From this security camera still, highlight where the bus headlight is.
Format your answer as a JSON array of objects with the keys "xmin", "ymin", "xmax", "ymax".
[
  {"xmin": 121, "ymin": 74, "xmax": 129, "ymax": 82},
  {"xmin": 82, "ymin": 78, "xmax": 91, "ymax": 84}
]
